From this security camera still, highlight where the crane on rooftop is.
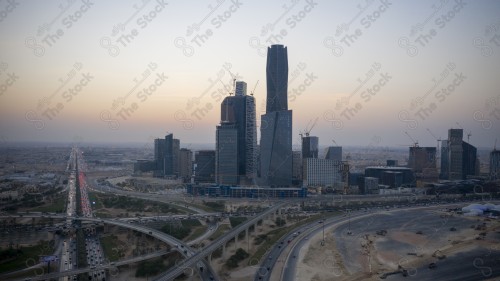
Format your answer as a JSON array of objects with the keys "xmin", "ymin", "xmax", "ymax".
[{"xmin": 405, "ymin": 131, "xmax": 419, "ymax": 148}]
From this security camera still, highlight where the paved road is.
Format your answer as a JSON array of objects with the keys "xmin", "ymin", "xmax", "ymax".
[{"xmin": 278, "ymin": 202, "xmax": 500, "ymax": 281}]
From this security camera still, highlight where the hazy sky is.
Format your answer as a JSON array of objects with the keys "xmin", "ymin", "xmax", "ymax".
[{"xmin": 1, "ymin": 0, "xmax": 499, "ymax": 149}]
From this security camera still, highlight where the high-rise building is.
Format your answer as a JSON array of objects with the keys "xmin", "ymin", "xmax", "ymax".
[
  {"xmin": 219, "ymin": 80, "xmax": 257, "ymax": 184},
  {"xmin": 490, "ymin": 149, "xmax": 500, "ymax": 180},
  {"xmin": 164, "ymin": 134, "xmax": 180, "ymax": 177},
  {"xmin": 260, "ymin": 44, "xmax": 292, "ymax": 187},
  {"xmin": 154, "ymin": 138, "xmax": 166, "ymax": 176},
  {"xmin": 448, "ymin": 129, "xmax": 463, "ymax": 180},
  {"xmin": 325, "ymin": 146, "xmax": 342, "ymax": 161},
  {"xmin": 216, "ymin": 122, "xmax": 238, "ymax": 185},
  {"xmin": 441, "ymin": 129, "xmax": 479, "ymax": 180},
  {"xmin": 235, "ymin": 81, "xmax": 247, "ymax": 96},
  {"xmin": 462, "ymin": 141, "xmax": 477, "ymax": 179},
  {"xmin": 408, "ymin": 146, "xmax": 438, "ymax": 183},
  {"xmin": 440, "ymin": 140, "xmax": 449, "ymax": 179},
  {"xmin": 302, "ymin": 136, "xmax": 319, "ymax": 159},
  {"xmin": 194, "ymin": 150, "xmax": 215, "ymax": 183},
  {"xmin": 179, "ymin": 148, "xmax": 193, "ymax": 183}
]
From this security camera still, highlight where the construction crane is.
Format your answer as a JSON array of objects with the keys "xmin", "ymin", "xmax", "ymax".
[
  {"xmin": 405, "ymin": 131, "xmax": 419, "ymax": 147},
  {"xmin": 467, "ymin": 131, "xmax": 472, "ymax": 143},
  {"xmin": 332, "ymin": 139, "xmax": 338, "ymax": 146},
  {"xmin": 305, "ymin": 117, "xmax": 318, "ymax": 137},
  {"xmin": 226, "ymin": 68, "xmax": 237, "ymax": 95},
  {"xmin": 250, "ymin": 80, "xmax": 259, "ymax": 96},
  {"xmin": 495, "ymin": 139, "xmax": 498, "ymax": 151},
  {"xmin": 426, "ymin": 128, "xmax": 442, "ymax": 155}
]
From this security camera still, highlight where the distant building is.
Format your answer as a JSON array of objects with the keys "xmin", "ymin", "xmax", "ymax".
[
  {"xmin": 164, "ymin": 134, "xmax": 180, "ymax": 177},
  {"xmin": 441, "ymin": 129, "xmax": 479, "ymax": 180},
  {"xmin": 194, "ymin": 150, "xmax": 215, "ymax": 183},
  {"xmin": 448, "ymin": 129, "xmax": 464, "ymax": 180},
  {"xmin": 179, "ymin": 148, "xmax": 193, "ymax": 183},
  {"xmin": 154, "ymin": 138, "xmax": 166, "ymax": 176},
  {"xmin": 133, "ymin": 160, "xmax": 156, "ymax": 173},
  {"xmin": 408, "ymin": 146, "xmax": 438, "ymax": 183},
  {"xmin": 292, "ymin": 150, "xmax": 302, "ymax": 183},
  {"xmin": 216, "ymin": 122, "xmax": 238, "ymax": 185},
  {"xmin": 187, "ymin": 184, "xmax": 307, "ymax": 198},
  {"xmin": 302, "ymin": 136, "xmax": 319, "ymax": 159},
  {"xmin": 364, "ymin": 177, "xmax": 379, "ymax": 194},
  {"xmin": 386, "ymin": 160, "xmax": 398, "ymax": 166},
  {"xmin": 303, "ymin": 158, "xmax": 343, "ymax": 188},
  {"xmin": 364, "ymin": 166, "xmax": 415, "ymax": 187},
  {"xmin": 440, "ymin": 140, "xmax": 449, "ymax": 179},
  {"xmin": 490, "ymin": 149, "xmax": 500, "ymax": 180},
  {"xmin": 325, "ymin": 146, "xmax": 342, "ymax": 162}
]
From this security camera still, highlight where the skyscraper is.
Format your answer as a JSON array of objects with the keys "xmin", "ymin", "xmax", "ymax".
[
  {"xmin": 448, "ymin": 129, "xmax": 463, "ymax": 180},
  {"xmin": 219, "ymin": 80, "xmax": 257, "ymax": 184},
  {"xmin": 164, "ymin": 133, "xmax": 180, "ymax": 177},
  {"xmin": 442, "ymin": 129, "xmax": 479, "ymax": 180},
  {"xmin": 302, "ymin": 136, "xmax": 319, "ymax": 159},
  {"xmin": 216, "ymin": 122, "xmax": 238, "ymax": 185},
  {"xmin": 179, "ymin": 148, "xmax": 193, "ymax": 183},
  {"xmin": 490, "ymin": 149, "xmax": 500, "ymax": 180},
  {"xmin": 154, "ymin": 138, "xmax": 166, "ymax": 177},
  {"xmin": 260, "ymin": 44, "xmax": 293, "ymax": 187}
]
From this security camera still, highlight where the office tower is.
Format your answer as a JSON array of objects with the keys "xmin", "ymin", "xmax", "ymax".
[
  {"xmin": 154, "ymin": 138, "xmax": 166, "ymax": 176},
  {"xmin": 266, "ymin": 45, "xmax": 288, "ymax": 112},
  {"xmin": 302, "ymin": 136, "xmax": 319, "ymax": 159},
  {"xmin": 260, "ymin": 44, "xmax": 293, "ymax": 187},
  {"xmin": 407, "ymin": 147, "xmax": 435, "ymax": 171},
  {"xmin": 235, "ymin": 81, "xmax": 247, "ymax": 96},
  {"xmin": 325, "ymin": 146, "xmax": 342, "ymax": 162},
  {"xmin": 490, "ymin": 149, "xmax": 500, "ymax": 180},
  {"xmin": 173, "ymin": 138, "xmax": 180, "ymax": 177},
  {"xmin": 216, "ymin": 122, "xmax": 238, "ymax": 185},
  {"xmin": 194, "ymin": 150, "xmax": 215, "ymax": 183},
  {"xmin": 462, "ymin": 141, "xmax": 477, "ymax": 178},
  {"xmin": 448, "ymin": 129, "xmax": 464, "ymax": 180},
  {"xmin": 220, "ymin": 81, "xmax": 257, "ymax": 184},
  {"xmin": 179, "ymin": 148, "xmax": 193, "ymax": 183},
  {"xmin": 440, "ymin": 140, "xmax": 449, "ymax": 179}
]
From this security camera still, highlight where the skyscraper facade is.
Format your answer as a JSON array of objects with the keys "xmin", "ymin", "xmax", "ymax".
[
  {"xmin": 448, "ymin": 129, "xmax": 464, "ymax": 180},
  {"xmin": 219, "ymin": 81, "xmax": 257, "ymax": 184},
  {"xmin": 440, "ymin": 140, "xmax": 449, "ymax": 179},
  {"xmin": 260, "ymin": 44, "xmax": 293, "ymax": 187},
  {"xmin": 302, "ymin": 136, "xmax": 319, "ymax": 159},
  {"xmin": 179, "ymin": 148, "xmax": 193, "ymax": 183},
  {"xmin": 215, "ymin": 122, "xmax": 238, "ymax": 185},
  {"xmin": 154, "ymin": 138, "xmax": 166, "ymax": 176},
  {"xmin": 194, "ymin": 150, "xmax": 215, "ymax": 183}
]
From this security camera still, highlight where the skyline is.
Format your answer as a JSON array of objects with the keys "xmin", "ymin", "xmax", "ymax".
[{"xmin": 1, "ymin": 0, "xmax": 500, "ymax": 149}]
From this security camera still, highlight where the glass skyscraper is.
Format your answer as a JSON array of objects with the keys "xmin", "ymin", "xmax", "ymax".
[{"xmin": 260, "ymin": 45, "xmax": 293, "ymax": 187}]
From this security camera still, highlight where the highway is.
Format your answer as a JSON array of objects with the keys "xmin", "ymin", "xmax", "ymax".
[
  {"xmin": 154, "ymin": 201, "xmax": 289, "ymax": 281},
  {"xmin": 8, "ymin": 249, "xmax": 172, "ymax": 281},
  {"xmin": 270, "ymin": 202, "xmax": 500, "ymax": 281}
]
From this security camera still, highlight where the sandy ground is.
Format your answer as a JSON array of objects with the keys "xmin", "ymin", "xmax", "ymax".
[{"xmin": 296, "ymin": 209, "xmax": 500, "ymax": 281}]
